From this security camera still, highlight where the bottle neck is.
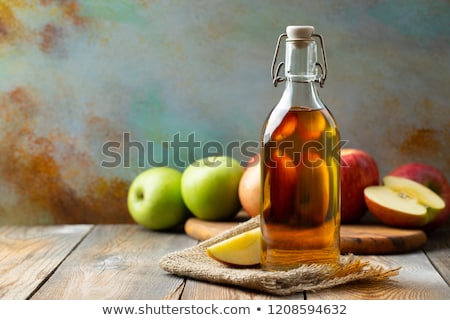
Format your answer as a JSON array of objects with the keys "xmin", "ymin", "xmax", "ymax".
[
  {"xmin": 284, "ymin": 40, "xmax": 318, "ymax": 83},
  {"xmin": 279, "ymin": 39, "xmax": 323, "ymax": 109}
]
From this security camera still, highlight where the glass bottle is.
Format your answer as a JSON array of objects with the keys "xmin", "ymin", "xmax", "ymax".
[{"xmin": 260, "ymin": 26, "xmax": 340, "ymax": 270}]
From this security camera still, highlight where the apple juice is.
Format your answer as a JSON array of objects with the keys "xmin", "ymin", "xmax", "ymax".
[{"xmin": 261, "ymin": 106, "xmax": 341, "ymax": 270}]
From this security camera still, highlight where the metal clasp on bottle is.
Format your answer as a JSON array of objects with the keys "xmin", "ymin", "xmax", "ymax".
[{"xmin": 271, "ymin": 32, "xmax": 328, "ymax": 88}]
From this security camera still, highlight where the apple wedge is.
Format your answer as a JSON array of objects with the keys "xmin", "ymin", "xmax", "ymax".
[
  {"xmin": 206, "ymin": 228, "xmax": 261, "ymax": 266},
  {"xmin": 364, "ymin": 176, "xmax": 445, "ymax": 228}
]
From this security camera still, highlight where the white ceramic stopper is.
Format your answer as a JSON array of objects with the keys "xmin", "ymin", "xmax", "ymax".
[{"xmin": 286, "ymin": 26, "xmax": 314, "ymax": 40}]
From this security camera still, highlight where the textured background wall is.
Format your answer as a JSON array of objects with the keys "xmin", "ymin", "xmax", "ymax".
[{"xmin": 0, "ymin": 0, "xmax": 448, "ymax": 224}]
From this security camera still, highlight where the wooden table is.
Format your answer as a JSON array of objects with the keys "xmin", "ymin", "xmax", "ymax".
[{"xmin": 1, "ymin": 219, "xmax": 449, "ymax": 300}]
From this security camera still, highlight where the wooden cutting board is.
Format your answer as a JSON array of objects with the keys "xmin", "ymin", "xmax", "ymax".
[{"xmin": 184, "ymin": 217, "xmax": 427, "ymax": 255}]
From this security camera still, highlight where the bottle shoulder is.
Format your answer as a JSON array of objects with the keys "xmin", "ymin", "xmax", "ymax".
[{"xmin": 261, "ymin": 104, "xmax": 339, "ymax": 144}]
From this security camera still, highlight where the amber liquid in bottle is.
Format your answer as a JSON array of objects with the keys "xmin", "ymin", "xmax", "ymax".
[{"xmin": 261, "ymin": 106, "xmax": 340, "ymax": 271}]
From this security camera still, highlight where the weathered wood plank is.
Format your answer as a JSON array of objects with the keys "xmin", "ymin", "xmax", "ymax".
[
  {"xmin": 0, "ymin": 225, "xmax": 93, "ymax": 299},
  {"xmin": 306, "ymin": 252, "xmax": 450, "ymax": 299},
  {"xmin": 423, "ymin": 220, "xmax": 450, "ymax": 286},
  {"xmin": 31, "ymin": 225, "xmax": 197, "ymax": 299},
  {"xmin": 182, "ymin": 279, "xmax": 304, "ymax": 300}
]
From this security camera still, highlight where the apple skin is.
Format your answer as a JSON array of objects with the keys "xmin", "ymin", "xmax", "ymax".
[
  {"xmin": 181, "ymin": 156, "xmax": 243, "ymax": 221},
  {"xmin": 272, "ymin": 112, "xmax": 297, "ymax": 141},
  {"xmin": 262, "ymin": 151, "xmax": 297, "ymax": 223},
  {"xmin": 127, "ymin": 167, "xmax": 189, "ymax": 230},
  {"xmin": 340, "ymin": 148, "xmax": 380, "ymax": 223},
  {"xmin": 388, "ymin": 163, "xmax": 450, "ymax": 232},
  {"xmin": 238, "ymin": 154, "xmax": 260, "ymax": 218},
  {"xmin": 364, "ymin": 187, "xmax": 431, "ymax": 228},
  {"xmin": 239, "ymin": 148, "xmax": 380, "ymax": 224},
  {"xmin": 296, "ymin": 151, "xmax": 330, "ymax": 226}
]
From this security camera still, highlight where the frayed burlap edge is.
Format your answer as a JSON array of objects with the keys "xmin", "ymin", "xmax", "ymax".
[{"xmin": 159, "ymin": 217, "xmax": 401, "ymax": 296}]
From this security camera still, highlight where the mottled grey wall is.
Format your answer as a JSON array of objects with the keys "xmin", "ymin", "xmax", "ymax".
[{"xmin": 0, "ymin": 0, "xmax": 448, "ymax": 224}]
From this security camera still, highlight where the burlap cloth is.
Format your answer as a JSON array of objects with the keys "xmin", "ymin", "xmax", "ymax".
[{"xmin": 159, "ymin": 217, "xmax": 401, "ymax": 296}]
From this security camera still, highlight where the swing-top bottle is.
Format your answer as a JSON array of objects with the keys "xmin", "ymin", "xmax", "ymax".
[{"xmin": 260, "ymin": 26, "xmax": 341, "ymax": 270}]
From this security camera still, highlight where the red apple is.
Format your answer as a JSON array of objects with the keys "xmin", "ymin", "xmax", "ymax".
[
  {"xmin": 388, "ymin": 163, "xmax": 450, "ymax": 232},
  {"xmin": 272, "ymin": 112, "xmax": 297, "ymax": 141},
  {"xmin": 341, "ymin": 148, "xmax": 380, "ymax": 223},
  {"xmin": 238, "ymin": 154, "xmax": 261, "ymax": 217},
  {"xmin": 296, "ymin": 151, "xmax": 330, "ymax": 226},
  {"xmin": 239, "ymin": 151, "xmax": 299, "ymax": 221},
  {"xmin": 262, "ymin": 150, "xmax": 297, "ymax": 223},
  {"xmin": 240, "ymin": 148, "xmax": 380, "ymax": 224}
]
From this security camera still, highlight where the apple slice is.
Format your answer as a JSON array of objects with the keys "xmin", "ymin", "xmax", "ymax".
[
  {"xmin": 206, "ymin": 228, "xmax": 261, "ymax": 266},
  {"xmin": 364, "ymin": 176, "xmax": 445, "ymax": 228},
  {"xmin": 383, "ymin": 176, "xmax": 445, "ymax": 212}
]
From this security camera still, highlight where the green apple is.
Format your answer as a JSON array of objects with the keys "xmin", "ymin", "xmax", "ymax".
[
  {"xmin": 127, "ymin": 167, "xmax": 189, "ymax": 230},
  {"xmin": 181, "ymin": 156, "xmax": 243, "ymax": 221}
]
